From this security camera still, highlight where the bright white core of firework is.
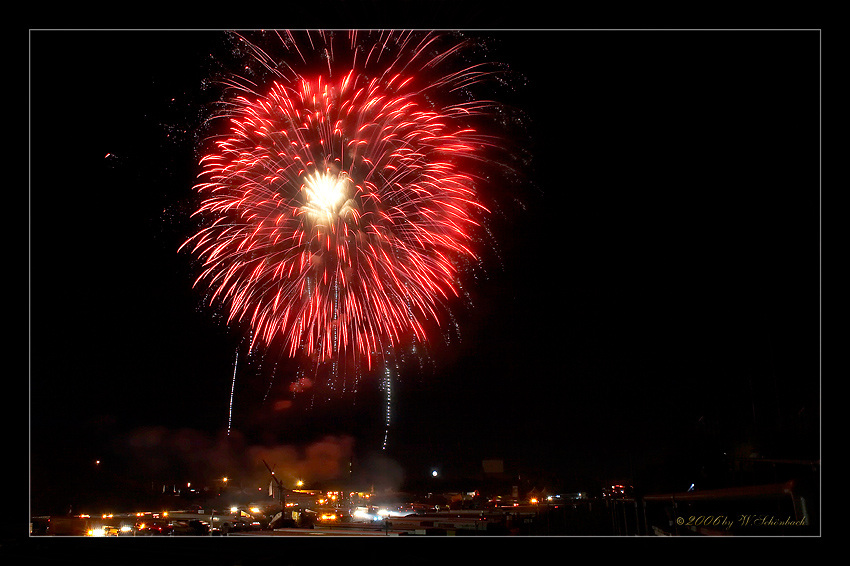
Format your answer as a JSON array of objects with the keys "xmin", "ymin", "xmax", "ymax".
[{"xmin": 301, "ymin": 170, "xmax": 357, "ymax": 225}]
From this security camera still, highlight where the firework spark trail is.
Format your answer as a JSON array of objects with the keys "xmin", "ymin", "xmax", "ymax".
[
  {"xmin": 181, "ymin": 31, "xmax": 506, "ymax": 416},
  {"xmin": 227, "ymin": 350, "xmax": 238, "ymax": 436},
  {"xmin": 382, "ymin": 363, "xmax": 392, "ymax": 450}
]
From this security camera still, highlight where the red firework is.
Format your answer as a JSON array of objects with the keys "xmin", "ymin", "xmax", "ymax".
[{"xmin": 181, "ymin": 31, "xmax": 499, "ymax": 369}]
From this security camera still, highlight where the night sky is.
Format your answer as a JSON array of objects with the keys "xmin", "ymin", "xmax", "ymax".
[{"xmin": 28, "ymin": 30, "xmax": 819, "ymax": 516}]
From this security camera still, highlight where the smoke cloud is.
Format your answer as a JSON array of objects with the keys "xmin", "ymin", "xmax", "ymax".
[{"xmin": 119, "ymin": 427, "xmax": 355, "ymax": 490}]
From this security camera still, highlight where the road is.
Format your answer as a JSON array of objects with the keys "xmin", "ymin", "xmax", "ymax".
[{"xmin": 231, "ymin": 525, "xmax": 401, "ymax": 536}]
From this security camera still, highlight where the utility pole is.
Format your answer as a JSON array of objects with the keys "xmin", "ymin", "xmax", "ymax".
[{"xmin": 262, "ymin": 460, "xmax": 285, "ymax": 510}]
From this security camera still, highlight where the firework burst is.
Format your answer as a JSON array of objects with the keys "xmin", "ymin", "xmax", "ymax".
[{"xmin": 181, "ymin": 30, "xmax": 507, "ymax": 388}]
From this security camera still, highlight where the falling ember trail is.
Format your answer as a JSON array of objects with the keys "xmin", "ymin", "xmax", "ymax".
[
  {"xmin": 382, "ymin": 364, "xmax": 392, "ymax": 450},
  {"xmin": 227, "ymin": 351, "xmax": 238, "ymax": 436}
]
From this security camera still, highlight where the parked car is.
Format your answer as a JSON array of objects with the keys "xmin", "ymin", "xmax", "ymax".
[
  {"xmin": 137, "ymin": 520, "xmax": 173, "ymax": 535},
  {"xmin": 102, "ymin": 525, "xmax": 120, "ymax": 536},
  {"xmin": 169, "ymin": 519, "xmax": 210, "ymax": 536}
]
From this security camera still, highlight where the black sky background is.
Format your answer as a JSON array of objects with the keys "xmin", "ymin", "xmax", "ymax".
[{"xmin": 29, "ymin": 30, "xmax": 819, "ymax": 516}]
